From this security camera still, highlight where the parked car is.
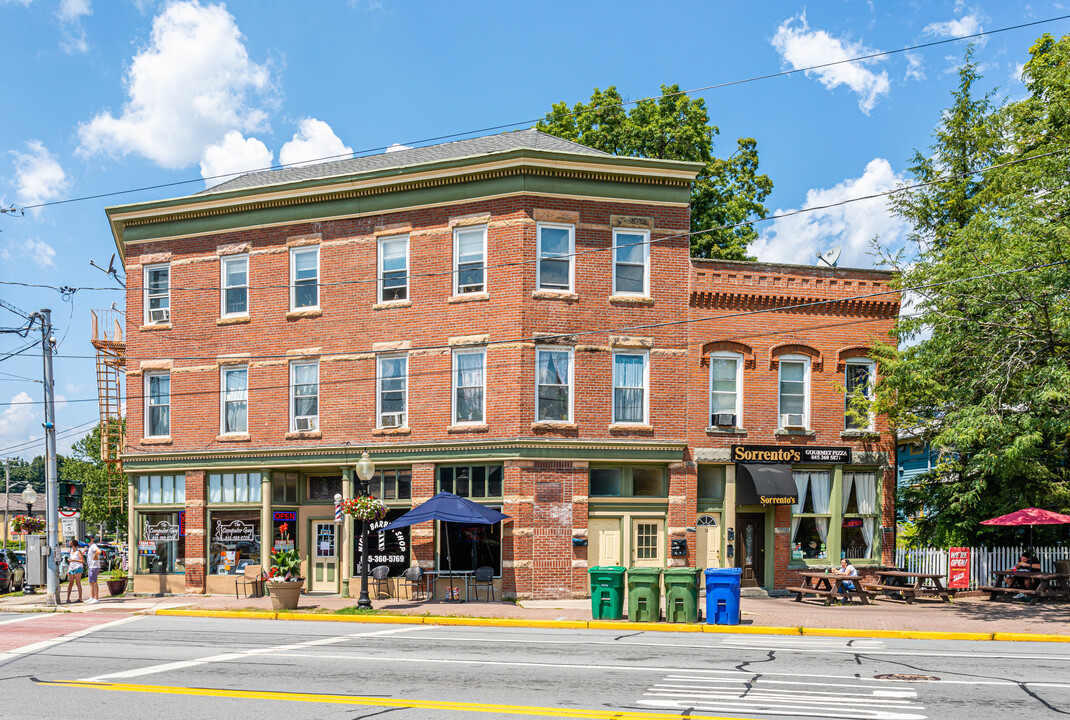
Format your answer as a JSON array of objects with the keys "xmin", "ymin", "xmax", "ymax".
[{"xmin": 0, "ymin": 549, "xmax": 26, "ymax": 594}]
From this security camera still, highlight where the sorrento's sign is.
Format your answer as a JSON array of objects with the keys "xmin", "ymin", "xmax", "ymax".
[{"xmin": 732, "ymin": 445, "xmax": 852, "ymax": 465}]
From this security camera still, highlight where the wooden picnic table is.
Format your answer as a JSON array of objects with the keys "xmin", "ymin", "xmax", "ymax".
[
  {"xmin": 872, "ymin": 570, "xmax": 951, "ymax": 603},
  {"xmin": 978, "ymin": 570, "xmax": 1070, "ymax": 605},
  {"xmin": 786, "ymin": 571, "xmax": 873, "ymax": 606}
]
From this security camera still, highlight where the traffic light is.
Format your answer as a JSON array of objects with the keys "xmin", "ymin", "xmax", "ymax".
[{"xmin": 59, "ymin": 481, "xmax": 83, "ymax": 510}]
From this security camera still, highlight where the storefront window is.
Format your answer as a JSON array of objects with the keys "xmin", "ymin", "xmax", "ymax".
[
  {"xmin": 355, "ymin": 508, "xmax": 411, "ymax": 576},
  {"xmin": 697, "ymin": 465, "xmax": 725, "ymax": 501},
  {"xmin": 272, "ymin": 510, "xmax": 297, "ymax": 554},
  {"xmin": 308, "ymin": 475, "xmax": 342, "ymax": 501},
  {"xmin": 272, "ymin": 473, "xmax": 298, "ymax": 504},
  {"xmin": 437, "ymin": 514, "xmax": 501, "ymax": 575},
  {"xmin": 137, "ymin": 475, "xmax": 185, "ymax": 505},
  {"xmin": 842, "ymin": 472, "xmax": 879, "ymax": 559},
  {"xmin": 791, "ymin": 470, "xmax": 831, "ymax": 559},
  {"xmin": 438, "ymin": 465, "xmax": 503, "ymax": 498},
  {"xmin": 208, "ymin": 472, "xmax": 261, "ymax": 503},
  {"xmin": 136, "ymin": 511, "xmax": 185, "ymax": 574},
  {"xmin": 589, "ymin": 466, "xmax": 667, "ymax": 498},
  {"xmin": 368, "ymin": 468, "xmax": 412, "ymax": 501},
  {"xmin": 209, "ymin": 510, "xmax": 261, "ymax": 575}
]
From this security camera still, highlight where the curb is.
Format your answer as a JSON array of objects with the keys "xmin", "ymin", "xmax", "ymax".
[{"xmin": 150, "ymin": 608, "xmax": 1070, "ymax": 643}]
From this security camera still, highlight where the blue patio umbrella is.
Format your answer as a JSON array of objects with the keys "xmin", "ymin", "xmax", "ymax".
[{"xmin": 383, "ymin": 491, "xmax": 509, "ymax": 594}]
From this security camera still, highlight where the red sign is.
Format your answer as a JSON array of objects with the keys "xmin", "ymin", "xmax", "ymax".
[
  {"xmin": 948, "ymin": 547, "xmax": 970, "ymax": 589},
  {"xmin": 842, "ymin": 518, "xmax": 864, "ymax": 528}
]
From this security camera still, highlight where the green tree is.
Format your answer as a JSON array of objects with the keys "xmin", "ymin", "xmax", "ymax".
[
  {"xmin": 60, "ymin": 425, "xmax": 126, "ymax": 538},
  {"xmin": 537, "ymin": 84, "xmax": 773, "ymax": 259},
  {"xmin": 875, "ymin": 37, "xmax": 1070, "ymax": 546}
]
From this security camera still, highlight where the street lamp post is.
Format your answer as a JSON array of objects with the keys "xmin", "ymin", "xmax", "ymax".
[
  {"xmin": 354, "ymin": 452, "xmax": 375, "ymax": 609},
  {"xmin": 21, "ymin": 486, "xmax": 37, "ymax": 519}
]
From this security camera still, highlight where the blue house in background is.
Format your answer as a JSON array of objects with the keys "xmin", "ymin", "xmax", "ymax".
[{"xmin": 897, "ymin": 433, "xmax": 941, "ymax": 489}]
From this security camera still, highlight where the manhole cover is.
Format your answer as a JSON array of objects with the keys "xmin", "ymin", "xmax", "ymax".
[{"xmin": 874, "ymin": 674, "xmax": 941, "ymax": 682}]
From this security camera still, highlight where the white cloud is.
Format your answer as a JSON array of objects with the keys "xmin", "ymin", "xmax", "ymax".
[
  {"xmin": 11, "ymin": 140, "xmax": 69, "ymax": 215},
  {"xmin": 58, "ymin": 0, "xmax": 92, "ymax": 54},
  {"xmin": 200, "ymin": 131, "xmax": 273, "ymax": 187},
  {"xmin": 77, "ymin": 0, "xmax": 274, "ymax": 169},
  {"xmin": 385, "ymin": 143, "xmax": 412, "ymax": 153},
  {"xmin": 751, "ymin": 158, "xmax": 909, "ymax": 269},
  {"xmin": 279, "ymin": 118, "xmax": 352, "ymax": 168},
  {"xmin": 0, "ymin": 391, "xmax": 39, "ymax": 456},
  {"xmin": 1, "ymin": 237, "xmax": 57, "ymax": 268},
  {"xmin": 904, "ymin": 53, "xmax": 925, "ymax": 81},
  {"xmin": 924, "ymin": 13, "xmax": 984, "ymax": 41},
  {"xmin": 771, "ymin": 13, "xmax": 890, "ymax": 114}
]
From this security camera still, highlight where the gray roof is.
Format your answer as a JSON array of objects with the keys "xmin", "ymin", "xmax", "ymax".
[{"xmin": 204, "ymin": 128, "xmax": 611, "ymax": 195}]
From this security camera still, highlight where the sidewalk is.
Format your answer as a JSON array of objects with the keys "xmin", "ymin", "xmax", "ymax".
[{"xmin": 3, "ymin": 590, "xmax": 1068, "ymax": 637}]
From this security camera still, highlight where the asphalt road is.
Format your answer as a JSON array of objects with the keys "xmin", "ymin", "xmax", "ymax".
[{"xmin": 2, "ymin": 612, "xmax": 1070, "ymax": 719}]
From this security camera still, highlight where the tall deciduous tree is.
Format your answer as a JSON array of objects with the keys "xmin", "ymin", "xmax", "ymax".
[
  {"xmin": 876, "ymin": 37, "xmax": 1070, "ymax": 546},
  {"xmin": 537, "ymin": 84, "xmax": 773, "ymax": 260},
  {"xmin": 60, "ymin": 425, "xmax": 126, "ymax": 538}
]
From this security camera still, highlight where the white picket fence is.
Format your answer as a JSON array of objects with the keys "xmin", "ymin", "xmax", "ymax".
[{"xmin": 894, "ymin": 546, "xmax": 1070, "ymax": 589}]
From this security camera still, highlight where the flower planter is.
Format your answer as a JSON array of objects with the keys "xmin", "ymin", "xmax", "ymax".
[
  {"xmin": 267, "ymin": 580, "xmax": 303, "ymax": 610},
  {"xmin": 106, "ymin": 578, "xmax": 128, "ymax": 596}
]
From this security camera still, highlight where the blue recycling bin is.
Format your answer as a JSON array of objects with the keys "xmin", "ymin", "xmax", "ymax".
[{"xmin": 704, "ymin": 567, "xmax": 742, "ymax": 625}]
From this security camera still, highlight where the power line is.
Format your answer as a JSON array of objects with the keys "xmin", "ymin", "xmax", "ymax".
[
  {"xmin": 8, "ymin": 13, "xmax": 1069, "ymax": 215},
  {"xmin": 0, "ymin": 418, "xmax": 100, "ymax": 457}
]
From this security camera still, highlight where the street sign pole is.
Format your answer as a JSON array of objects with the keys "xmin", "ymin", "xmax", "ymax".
[{"xmin": 32, "ymin": 309, "xmax": 60, "ymax": 606}]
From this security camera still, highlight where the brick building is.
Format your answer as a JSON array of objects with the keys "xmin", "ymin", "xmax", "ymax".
[{"xmin": 105, "ymin": 129, "xmax": 898, "ymax": 598}]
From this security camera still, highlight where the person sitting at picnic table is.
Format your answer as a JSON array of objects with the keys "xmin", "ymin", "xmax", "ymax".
[
  {"xmin": 1010, "ymin": 548, "xmax": 1041, "ymax": 599},
  {"xmin": 833, "ymin": 558, "xmax": 860, "ymax": 603}
]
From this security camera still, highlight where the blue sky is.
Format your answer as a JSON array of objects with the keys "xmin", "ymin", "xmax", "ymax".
[{"xmin": 0, "ymin": 0, "xmax": 1066, "ymax": 457}]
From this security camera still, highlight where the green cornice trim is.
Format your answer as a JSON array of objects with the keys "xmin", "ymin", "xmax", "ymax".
[{"xmin": 121, "ymin": 437, "xmax": 688, "ymax": 472}]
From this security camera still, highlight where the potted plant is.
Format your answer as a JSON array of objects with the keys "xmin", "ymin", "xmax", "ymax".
[
  {"xmin": 104, "ymin": 569, "xmax": 128, "ymax": 597},
  {"xmin": 266, "ymin": 548, "xmax": 304, "ymax": 610}
]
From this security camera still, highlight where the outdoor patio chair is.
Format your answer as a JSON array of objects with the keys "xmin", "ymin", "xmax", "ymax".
[
  {"xmin": 371, "ymin": 565, "xmax": 391, "ymax": 599},
  {"xmin": 235, "ymin": 564, "xmax": 264, "ymax": 599},
  {"xmin": 399, "ymin": 566, "xmax": 429, "ymax": 601},
  {"xmin": 471, "ymin": 565, "xmax": 496, "ymax": 602}
]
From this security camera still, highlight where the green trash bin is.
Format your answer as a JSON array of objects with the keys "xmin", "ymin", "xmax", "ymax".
[
  {"xmin": 627, "ymin": 567, "xmax": 663, "ymax": 622},
  {"xmin": 588, "ymin": 566, "xmax": 626, "ymax": 620},
  {"xmin": 663, "ymin": 567, "xmax": 701, "ymax": 623}
]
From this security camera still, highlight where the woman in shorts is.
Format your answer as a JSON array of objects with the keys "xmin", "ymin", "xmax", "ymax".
[{"xmin": 66, "ymin": 539, "xmax": 85, "ymax": 603}]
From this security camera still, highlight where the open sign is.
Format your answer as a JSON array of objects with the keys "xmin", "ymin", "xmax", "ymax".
[{"xmin": 843, "ymin": 518, "xmax": 864, "ymax": 528}]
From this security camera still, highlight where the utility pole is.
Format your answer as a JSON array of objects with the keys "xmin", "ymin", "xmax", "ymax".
[
  {"xmin": 3, "ymin": 458, "xmax": 9, "ymax": 547},
  {"xmin": 29, "ymin": 309, "xmax": 59, "ymax": 605}
]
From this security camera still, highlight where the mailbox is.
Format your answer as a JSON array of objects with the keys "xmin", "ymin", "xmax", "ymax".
[{"xmin": 671, "ymin": 538, "xmax": 688, "ymax": 558}]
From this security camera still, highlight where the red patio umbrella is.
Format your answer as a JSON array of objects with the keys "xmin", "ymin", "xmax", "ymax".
[{"xmin": 981, "ymin": 507, "xmax": 1070, "ymax": 548}]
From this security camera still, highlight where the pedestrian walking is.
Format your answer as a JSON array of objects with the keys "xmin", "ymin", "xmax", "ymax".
[
  {"xmin": 85, "ymin": 535, "xmax": 102, "ymax": 604},
  {"xmin": 65, "ymin": 539, "xmax": 84, "ymax": 604}
]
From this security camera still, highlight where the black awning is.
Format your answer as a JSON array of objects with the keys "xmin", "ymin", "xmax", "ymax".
[{"xmin": 736, "ymin": 463, "xmax": 798, "ymax": 506}]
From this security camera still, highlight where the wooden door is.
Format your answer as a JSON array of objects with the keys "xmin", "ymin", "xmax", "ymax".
[
  {"xmin": 736, "ymin": 513, "xmax": 764, "ymax": 587},
  {"xmin": 311, "ymin": 521, "xmax": 338, "ymax": 592},
  {"xmin": 630, "ymin": 518, "xmax": 665, "ymax": 567},
  {"xmin": 696, "ymin": 514, "xmax": 721, "ymax": 569},
  {"xmin": 588, "ymin": 518, "xmax": 621, "ymax": 567}
]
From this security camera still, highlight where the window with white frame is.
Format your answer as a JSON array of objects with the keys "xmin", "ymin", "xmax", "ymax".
[
  {"xmin": 709, "ymin": 353, "xmax": 742, "ymax": 427},
  {"xmin": 791, "ymin": 469, "xmax": 832, "ymax": 559},
  {"xmin": 453, "ymin": 226, "xmax": 486, "ymax": 295},
  {"xmin": 145, "ymin": 372, "xmax": 170, "ymax": 438},
  {"xmin": 612, "ymin": 351, "xmax": 647, "ymax": 424},
  {"xmin": 845, "ymin": 359, "xmax": 876, "ymax": 431},
  {"xmin": 377, "ymin": 354, "xmax": 408, "ymax": 428},
  {"xmin": 453, "ymin": 349, "xmax": 485, "ymax": 424},
  {"xmin": 290, "ymin": 361, "xmax": 319, "ymax": 432},
  {"xmin": 612, "ymin": 229, "xmax": 649, "ymax": 296},
  {"xmin": 144, "ymin": 264, "xmax": 170, "ymax": 324},
  {"xmin": 536, "ymin": 347, "xmax": 572, "ymax": 422},
  {"xmin": 290, "ymin": 247, "xmax": 319, "ymax": 309},
  {"xmin": 537, "ymin": 223, "xmax": 573, "ymax": 291},
  {"xmin": 221, "ymin": 255, "xmax": 248, "ymax": 317},
  {"xmin": 136, "ymin": 474, "xmax": 186, "ymax": 505},
  {"xmin": 778, "ymin": 356, "xmax": 809, "ymax": 428},
  {"xmin": 841, "ymin": 471, "xmax": 879, "ymax": 559},
  {"xmin": 220, "ymin": 365, "xmax": 248, "ymax": 434},
  {"xmin": 379, "ymin": 235, "xmax": 408, "ymax": 302}
]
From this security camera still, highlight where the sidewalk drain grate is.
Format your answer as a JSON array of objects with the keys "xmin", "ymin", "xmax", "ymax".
[{"xmin": 874, "ymin": 674, "xmax": 941, "ymax": 682}]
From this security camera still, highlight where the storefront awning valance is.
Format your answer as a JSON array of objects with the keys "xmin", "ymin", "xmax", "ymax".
[{"xmin": 736, "ymin": 463, "xmax": 798, "ymax": 506}]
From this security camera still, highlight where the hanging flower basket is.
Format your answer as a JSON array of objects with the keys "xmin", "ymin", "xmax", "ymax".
[
  {"xmin": 341, "ymin": 496, "xmax": 387, "ymax": 522},
  {"xmin": 11, "ymin": 515, "xmax": 45, "ymax": 534}
]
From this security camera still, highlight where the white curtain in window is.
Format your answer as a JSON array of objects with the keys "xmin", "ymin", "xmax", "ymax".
[
  {"xmin": 224, "ymin": 369, "xmax": 248, "ymax": 433},
  {"xmin": 790, "ymin": 471, "xmax": 810, "ymax": 540},
  {"xmin": 854, "ymin": 472, "xmax": 877, "ymax": 515},
  {"xmin": 811, "ymin": 471, "xmax": 831, "ymax": 543},
  {"xmin": 613, "ymin": 354, "xmax": 644, "ymax": 422},
  {"xmin": 841, "ymin": 472, "xmax": 854, "ymax": 512},
  {"xmin": 862, "ymin": 517, "xmax": 876, "ymax": 559},
  {"xmin": 455, "ymin": 352, "xmax": 484, "ymax": 422}
]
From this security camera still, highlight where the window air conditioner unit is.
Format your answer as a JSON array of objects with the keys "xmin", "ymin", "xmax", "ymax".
[
  {"xmin": 711, "ymin": 413, "xmax": 736, "ymax": 427},
  {"xmin": 781, "ymin": 413, "xmax": 806, "ymax": 428},
  {"xmin": 294, "ymin": 416, "xmax": 316, "ymax": 432},
  {"xmin": 148, "ymin": 308, "xmax": 170, "ymax": 323},
  {"xmin": 381, "ymin": 413, "xmax": 405, "ymax": 428}
]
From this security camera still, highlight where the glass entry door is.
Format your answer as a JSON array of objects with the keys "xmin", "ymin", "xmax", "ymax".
[
  {"xmin": 736, "ymin": 513, "xmax": 765, "ymax": 587},
  {"xmin": 311, "ymin": 522, "xmax": 337, "ymax": 592}
]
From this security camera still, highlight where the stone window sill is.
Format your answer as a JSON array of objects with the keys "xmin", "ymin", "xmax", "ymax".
[
  {"xmin": 216, "ymin": 433, "xmax": 251, "ymax": 442},
  {"xmin": 706, "ymin": 427, "xmax": 747, "ymax": 436},
  {"xmin": 841, "ymin": 429, "xmax": 881, "ymax": 440},
  {"xmin": 775, "ymin": 428, "xmax": 816, "ymax": 437},
  {"xmin": 285, "ymin": 308, "xmax": 322, "ymax": 319},
  {"xmin": 609, "ymin": 423, "xmax": 653, "ymax": 433},
  {"xmin": 372, "ymin": 426, "xmax": 411, "ymax": 436},
  {"xmin": 373, "ymin": 299, "xmax": 412, "ymax": 310},
  {"xmin": 140, "ymin": 436, "xmax": 172, "ymax": 445},
  {"xmin": 285, "ymin": 430, "xmax": 322, "ymax": 440},
  {"xmin": 216, "ymin": 315, "xmax": 251, "ymax": 326},
  {"xmin": 533, "ymin": 290, "xmax": 579, "ymax": 302},
  {"xmin": 448, "ymin": 292, "xmax": 489, "ymax": 304},
  {"xmin": 139, "ymin": 323, "xmax": 172, "ymax": 332},
  {"xmin": 609, "ymin": 295, "xmax": 654, "ymax": 306},
  {"xmin": 531, "ymin": 421, "xmax": 578, "ymax": 432},
  {"xmin": 447, "ymin": 423, "xmax": 490, "ymax": 433}
]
